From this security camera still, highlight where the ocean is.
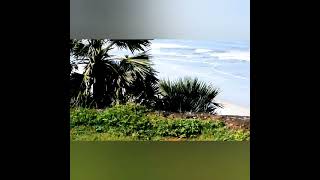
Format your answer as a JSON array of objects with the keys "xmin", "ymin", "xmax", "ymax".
[{"xmin": 148, "ymin": 39, "xmax": 250, "ymax": 115}]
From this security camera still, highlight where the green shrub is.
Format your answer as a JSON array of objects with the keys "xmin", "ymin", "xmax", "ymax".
[
  {"xmin": 169, "ymin": 119, "xmax": 202, "ymax": 138},
  {"xmin": 96, "ymin": 103, "xmax": 154, "ymax": 140},
  {"xmin": 157, "ymin": 77, "xmax": 222, "ymax": 114},
  {"xmin": 70, "ymin": 108, "xmax": 99, "ymax": 128},
  {"xmin": 152, "ymin": 118, "xmax": 228, "ymax": 138},
  {"xmin": 70, "ymin": 104, "xmax": 250, "ymax": 141},
  {"xmin": 201, "ymin": 120, "xmax": 226, "ymax": 130}
]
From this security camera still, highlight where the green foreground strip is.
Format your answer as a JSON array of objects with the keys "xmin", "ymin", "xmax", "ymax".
[
  {"xmin": 71, "ymin": 142, "xmax": 250, "ymax": 180},
  {"xmin": 71, "ymin": 104, "xmax": 250, "ymax": 141}
]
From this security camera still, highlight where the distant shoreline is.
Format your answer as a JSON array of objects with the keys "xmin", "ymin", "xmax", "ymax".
[{"xmin": 216, "ymin": 100, "xmax": 250, "ymax": 116}]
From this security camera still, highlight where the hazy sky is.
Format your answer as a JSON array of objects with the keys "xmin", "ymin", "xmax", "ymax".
[
  {"xmin": 157, "ymin": 0, "xmax": 250, "ymax": 41},
  {"xmin": 71, "ymin": 0, "xmax": 250, "ymax": 41}
]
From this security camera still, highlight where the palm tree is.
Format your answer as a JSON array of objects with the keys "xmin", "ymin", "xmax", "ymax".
[
  {"xmin": 70, "ymin": 39, "xmax": 158, "ymax": 108},
  {"xmin": 157, "ymin": 77, "xmax": 222, "ymax": 114}
]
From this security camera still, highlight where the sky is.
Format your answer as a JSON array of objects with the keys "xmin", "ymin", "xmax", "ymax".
[
  {"xmin": 157, "ymin": 0, "xmax": 250, "ymax": 41},
  {"xmin": 71, "ymin": 0, "xmax": 250, "ymax": 41}
]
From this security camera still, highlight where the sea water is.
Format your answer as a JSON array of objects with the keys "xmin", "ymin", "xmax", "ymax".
[{"xmin": 148, "ymin": 39, "xmax": 250, "ymax": 112}]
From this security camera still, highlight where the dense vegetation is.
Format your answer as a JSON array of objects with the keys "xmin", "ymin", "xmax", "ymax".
[
  {"xmin": 71, "ymin": 104, "xmax": 249, "ymax": 141},
  {"xmin": 70, "ymin": 39, "xmax": 158, "ymax": 108}
]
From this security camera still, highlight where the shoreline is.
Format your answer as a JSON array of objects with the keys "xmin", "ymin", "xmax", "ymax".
[{"xmin": 216, "ymin": 100, "xmax": 250, "ymax": 116}]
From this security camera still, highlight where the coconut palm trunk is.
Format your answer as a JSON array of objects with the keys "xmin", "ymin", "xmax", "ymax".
[{"xmin": 92, "ymin": 61, "xmax": 106, "ymax": 108}]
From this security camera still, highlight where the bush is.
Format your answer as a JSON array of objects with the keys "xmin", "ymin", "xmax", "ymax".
[
  {"xmin": 153, "ymin": 119, "xmax": 202, "ymax": 138},
  {"xmin": 97, "ymin": 103, "xmax": 154, "ymax": 139},
  {"xmin": 70, "ymin": 104, "xmax": 249, "ymax": 141},
  {"xmin": 157, "ymin": 77, "xmax": 222, "ymax": 114},
  {"xmin": 70, "ymin": 108, "xmax": 99, "ymax": 128}
]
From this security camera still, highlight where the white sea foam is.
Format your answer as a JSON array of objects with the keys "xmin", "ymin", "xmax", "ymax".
[
  {"xmin": 150, "ymin": 43, "xmax": 187, "ymax": 56},
  {"xmin": 151, "ymin": 42, "xmax": 190, "ymax": 49},
  {"xmin": 209, "ymin": 50, "xmax": 250, "ymax": 62},
  {"xmin": 194, "ymin": 48, "xmax": 212, "ymax": 53}
]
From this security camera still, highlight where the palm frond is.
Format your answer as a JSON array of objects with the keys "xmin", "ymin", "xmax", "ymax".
[
  {"xmin": 158, "ymin": 77, "xmax": 222, "ymax": 113},
  {"xmin": 70, "ymin": 39, "xmax": 157, "ymax": 108},
  {"xmin": 110, "ymin": 40, "xmax": 151, "ymax": 53}
]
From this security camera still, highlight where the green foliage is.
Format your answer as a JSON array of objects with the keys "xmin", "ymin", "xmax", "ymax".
[
  {"xmin": 153, "ymin": 119, "xmax": 202, "ymax": 138},
  {"xmin": 70, "ymin": 39, "xmax": 158, "ymax": 109},
  {"xmin": 70, "ymin": 104, "xmax": 249, "ymax": 141},
  {"xmin": 96, "ymin": 103, "xmax": 154, "ymax": 140},
  {"xmin": 70, "ymin": 108, "xmax": 100, "ymax": 128},
  {"xmin": 157, "ymin": 77, "xmax": 222, "ymax": 114}
]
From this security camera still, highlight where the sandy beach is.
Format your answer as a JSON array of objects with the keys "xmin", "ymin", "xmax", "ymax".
[{"xmin": 216, "ymin": 100, "xmax": 250, "ymax": 116}]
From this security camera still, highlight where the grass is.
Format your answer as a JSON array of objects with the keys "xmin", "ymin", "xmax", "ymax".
[{"xmin": 70, "ymin": 104, "xmax": 250, "ymax": 141}]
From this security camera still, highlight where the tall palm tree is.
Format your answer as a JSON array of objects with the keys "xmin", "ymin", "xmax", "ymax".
[{"xmin": 70, "ymin": 39, "xmax": 158, "ymax": 108}]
